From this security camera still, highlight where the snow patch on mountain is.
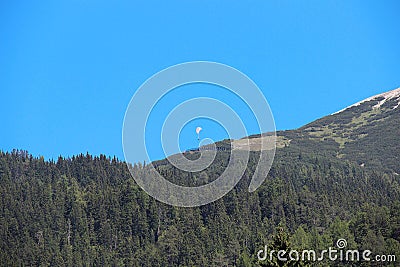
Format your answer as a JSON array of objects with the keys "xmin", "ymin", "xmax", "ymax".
[{"xmin": 332, "ymin": 87, "xmax": 400, "ymax": 115}]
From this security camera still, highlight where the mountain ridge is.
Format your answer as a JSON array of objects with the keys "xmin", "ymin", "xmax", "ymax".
[
  {"xmin": 228, "ymin": 87, "xmax": 400, "ymax": 173},
  {"xmin": 332, "ymin": 87, "xmax": 400, "ymax": 115}
]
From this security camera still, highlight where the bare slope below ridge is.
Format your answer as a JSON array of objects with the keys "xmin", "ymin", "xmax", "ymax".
[{"xmin": 232, "ymin": 87, "xmax": 400, "ymax": 173}]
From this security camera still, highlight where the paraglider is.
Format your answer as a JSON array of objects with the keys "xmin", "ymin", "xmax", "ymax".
[{"xmin": 196, "ymin": 127, "xmax": 202, "ymax": 141}]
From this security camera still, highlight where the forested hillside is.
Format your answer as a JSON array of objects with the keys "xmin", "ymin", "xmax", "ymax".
[{"xmin": 1, "ymin": 147, "xmax": 399, "ymax": 266}]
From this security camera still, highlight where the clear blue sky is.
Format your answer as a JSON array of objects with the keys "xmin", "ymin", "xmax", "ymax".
[{"xmin": 1, "ymin": 1, "xmax": 399, "ymax": 161}]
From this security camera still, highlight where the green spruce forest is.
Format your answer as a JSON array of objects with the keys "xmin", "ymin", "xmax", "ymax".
[{"xmin": 1, "ymin": 96, "xmax": 400, "ymax": 266}]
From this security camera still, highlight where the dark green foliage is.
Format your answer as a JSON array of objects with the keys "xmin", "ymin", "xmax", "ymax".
[{"xmin": 1, "ymin": 147, "xmax": 399, "ymax": 266}]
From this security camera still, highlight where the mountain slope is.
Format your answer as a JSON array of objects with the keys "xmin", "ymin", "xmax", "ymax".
[
  {"xmin": 298, "ymin": 87, "xmax": 400, "ymax": 172},
  {"xmin": 242, "ymin": 87, "xmax": 400, "ymax": 173}
]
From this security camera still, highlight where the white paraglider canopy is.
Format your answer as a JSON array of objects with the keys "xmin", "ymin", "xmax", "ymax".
[
  {"xmin": 196, "ymin": 127, "xmax": 202, "ymax": 140},
  {"xmin": 195, "ymin": 127, "xmax": 202, "ymax": 134}
]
